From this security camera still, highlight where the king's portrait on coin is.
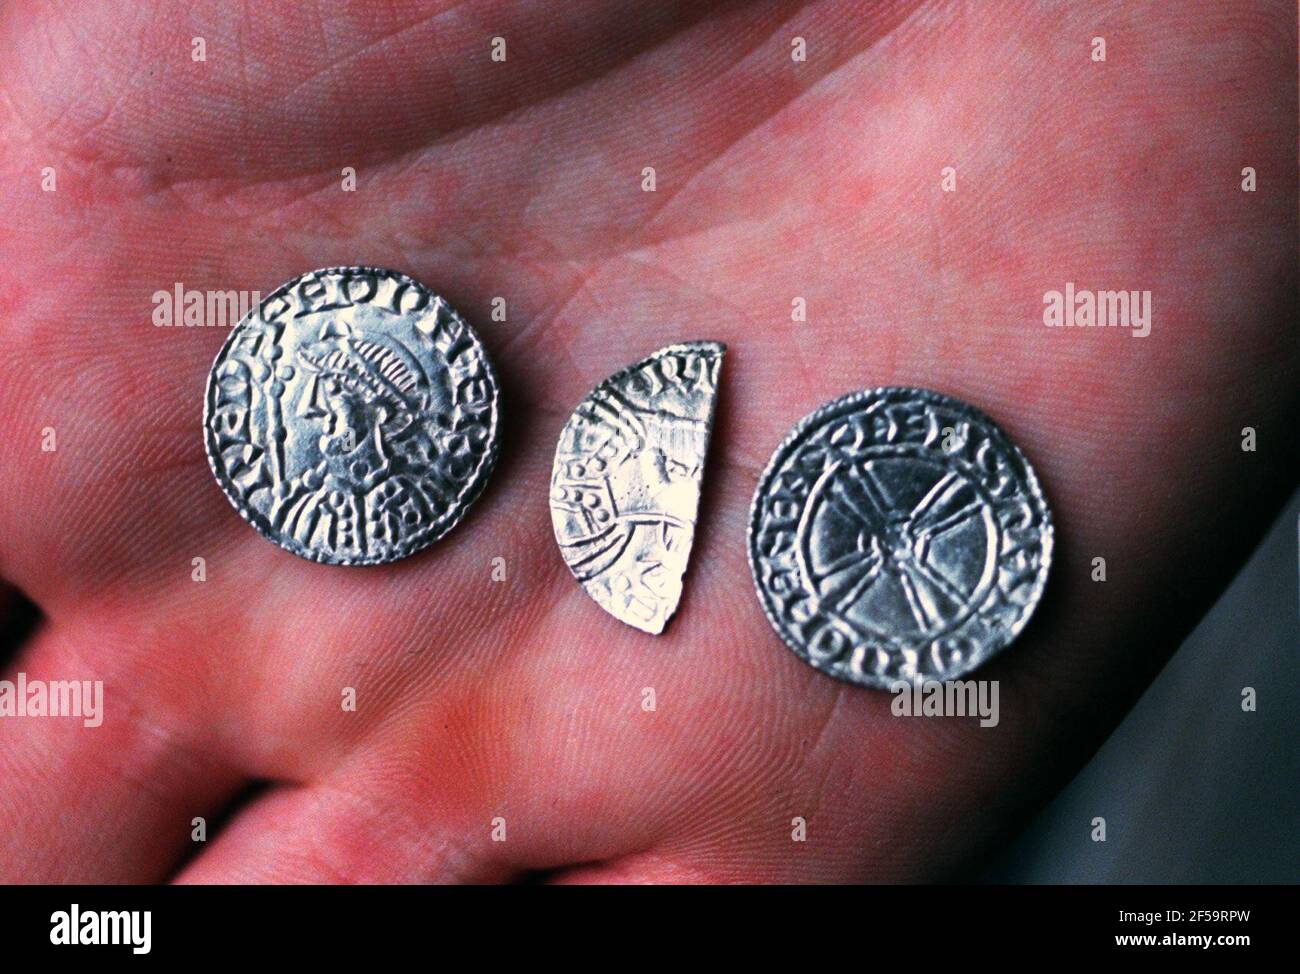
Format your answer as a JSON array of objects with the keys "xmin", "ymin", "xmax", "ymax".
[{"xmin": 204, "ymin": 267, "xmax": 500, "ymax": 565}]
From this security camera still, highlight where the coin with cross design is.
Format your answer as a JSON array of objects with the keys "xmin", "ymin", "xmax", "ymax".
[{"xmin": 748, "ymin": 388, "xmax": 1052, "ymax": 688}]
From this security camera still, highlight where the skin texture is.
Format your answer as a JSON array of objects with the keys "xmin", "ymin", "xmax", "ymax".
[{"xmin": 0, "ymin": 0, "xmax": 1295, "ymax": 883}]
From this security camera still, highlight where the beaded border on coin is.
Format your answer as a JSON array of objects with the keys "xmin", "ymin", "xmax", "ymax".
[
  {"xmin": 203, "ymin": 266, "xmax": 500, "ymax": 566},
  {"xmin": 747, "ymin": 387, "xmax": 1053, "ymax": 688}
]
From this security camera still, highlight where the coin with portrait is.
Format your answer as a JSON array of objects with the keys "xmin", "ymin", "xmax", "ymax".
[{"xmin": 204, "ymin": 266, "xmax": 499, "ymax": 565}]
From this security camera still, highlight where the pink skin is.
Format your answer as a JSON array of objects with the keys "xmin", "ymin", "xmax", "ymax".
[{"xmin": 0, "ymin": 1, "xmax": 1295, "ymax": 883}]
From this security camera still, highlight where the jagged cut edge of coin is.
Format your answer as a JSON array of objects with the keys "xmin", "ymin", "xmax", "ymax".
[{"xmin": 549, "ymin": 341, "xmax": 726, "ymax": 634}]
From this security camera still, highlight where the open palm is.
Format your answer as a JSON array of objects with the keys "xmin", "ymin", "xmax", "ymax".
[{"xmin": 0, "ymin": 0, "xmax": 1294, "ymax": 883}]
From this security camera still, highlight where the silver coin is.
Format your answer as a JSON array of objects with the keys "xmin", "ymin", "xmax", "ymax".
[
  {"xmin": 204, "ymin": 266, "xmax": 500, "ymax": 565},
  {"xmin": 550, "ymin": 341, "xmax": 725, "ymax": 634},
  {"xmin": 748, "ymin": 387, "xmax": 1052, "ymax": 687}
]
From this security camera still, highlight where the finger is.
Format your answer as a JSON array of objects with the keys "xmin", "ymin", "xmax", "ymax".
[
  {"xmin": 0, "ymin": 620, "xmax": 247, "ymax": 882},
  {"xmin": 175, "ymin": 768, "xmax": 512, "ymax": 884}
]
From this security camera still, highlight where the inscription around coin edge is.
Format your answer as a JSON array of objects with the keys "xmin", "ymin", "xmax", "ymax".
[
  {"xmin": 203, "ymin": 266, "xmax": 501, "ymax": 566},
  {"xmin": 550, "ymin": 340, "xmax": 725, "ymax": 635},
  {"xmin": 747, "ymin": 387, "xmax": 1053, "ymax": 688}
]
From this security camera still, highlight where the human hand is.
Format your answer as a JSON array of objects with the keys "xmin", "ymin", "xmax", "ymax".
[{"xmin": 0, "ymin": 0, "xmax": 1294, "ymax": 882}]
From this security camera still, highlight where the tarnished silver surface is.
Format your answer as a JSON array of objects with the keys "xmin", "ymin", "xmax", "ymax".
[
  {"xmin": 204, "ymin": 267, "xmax": 499, "ymax": 565},
  {"xmin": 748, "ymin": 388, "xmax": 1052, "ymax": 687},
  {"xmin": 550, "ymin": 342, "xmax": 725, "ymax": 634}
]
